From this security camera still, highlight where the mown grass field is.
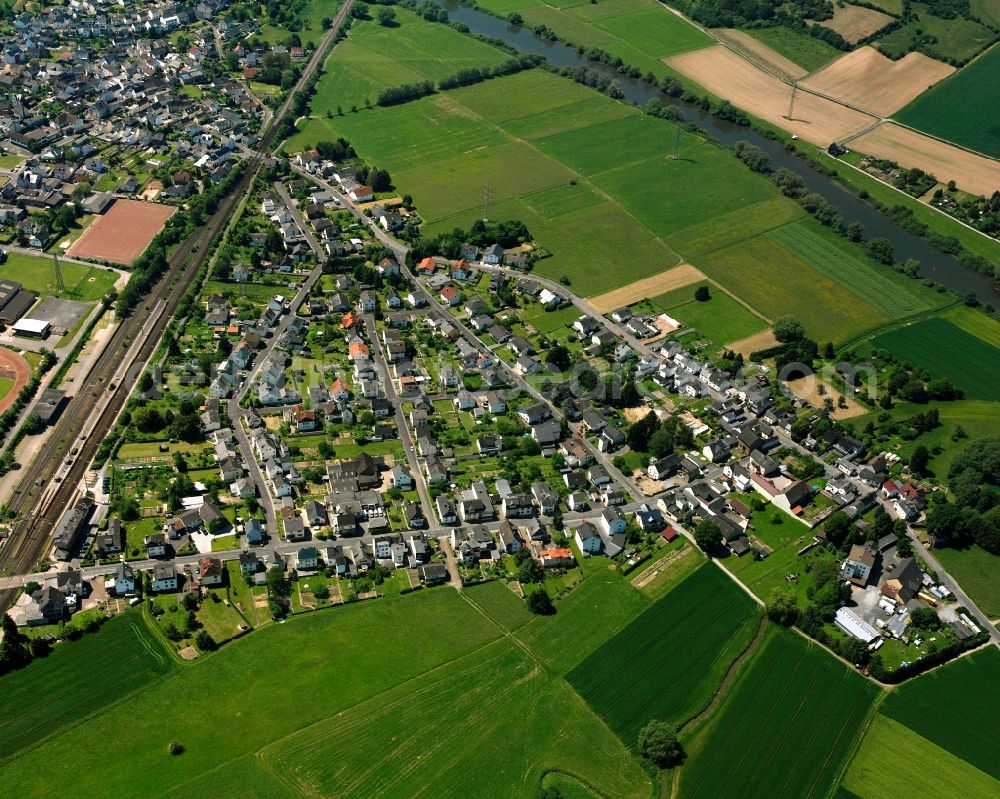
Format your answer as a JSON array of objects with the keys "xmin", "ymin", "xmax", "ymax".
[
  {"xmin": 568, "ymin": 566, "xmax": 762, "ymax": 745},
  {"xmin": 0, "ymin": 374, "xmax": 14, "ymax": 403},
  {"xmin": 263, "ymin": 640, "xmax": 652, "ymax": 799},
  {"xmin": 895, "ymin": 43, "xmax": 1000, "ymax": 157},
  {"xmin": 695, "ymin": 232, "xmax": 889, "ymax": 343},
  {"xmin": 678, "ymin": 628, "xmax": 879, "ymax": 799},
  {"xmin": 931, "ymin": 545, "xmax": 1000, "ymax": 617},
  {"xmin": 464, "ymin": 579, "xmax": 534, "ymax": 631},
  {"xmin": 1, "ymin": 251, "xmax": 117, "ymax": 302},
  {"xmin": 0, "ymin": 616, "xmax": 173, "ymax": 767},
  {"xmin": 870, "ymin": 317, "xmax": 1000, "ymax": 400},
  {"xmin": 0, "ymin": 591, "xmax": 502, "ymax": 796},
  {"xmin": 258, "ymin": 0, "xmax": 342, "ymax": 45},
  {"xmin": 650, "ymin": 279, "xmax": 768, "ymax": 344},
  {"xmin": 880, "ymin": 645, "xmax": 1000, "ymax": 779},
  {"xmin": 766, "ymin": 222, "xmax": 941, "ymax": 319},
  {"xmin": 840, "ymin": 714, "xmax": 1000, "ymax": 799},
  {"xmin": 745, "ymin": 24, "xmax": 843, "ymax": 72}
]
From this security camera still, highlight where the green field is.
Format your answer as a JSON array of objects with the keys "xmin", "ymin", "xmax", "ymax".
[
  {"xmin": 651, "ymin": 279, "xmax": 769, "ymax": 344},
  {"xmin": 695, "ymin": 232, "xmax": 890, "ymax": 343},
  {"xmin": 896, "ymin": 43, "xmax": 1000, "ymax": 157},
  {"xmin": 472, "ymin": 0, "xmax": 713, "ymax": 77},
  {"xmin": 0, "ymin": 153, "xmax": 23, "ymax": 169},
  {"xmin": 0, "ymin": 591, "xmax": 502, "ymax": 796},
  {"xmin": 880, "ymin": 646, "xmax": 1000, "ymax": 779},
  {"xmin": 745, "ymin": 24, "xmax": 843, "ymax": 72},
  {"xmin": 0, "ymin": 374, "xmax": 14, "ymax": 403},
  {"xmin": 876, "ymin": 5, "xmax": 995, "ymax": 64},
  {"xmin": 258, "ymin": 0, "xmax": 343, "ymax": 45},
  {"xmin": 464, "ymin": 579, "xmax": 534, "ymax": 631},
  {"xmin": 262, "ymin": 640, "xmax": 652, "ymax": 798},
  {"xmin": 568, "ymin": 566, "xmax": 762, "ymax": 744},
  {"xmin": 840, "ymin": 714, "xmax": 1000, "ymax": 799},
  {"xmin": 678, "ymin": 628, "xmax": 879, "ymax": 799},
  {"xmin": 309, "ymin": 8, "xmax": 508, "ymax": 113},
  {"xmin": 870, "ymin": 317, "xmax": 1000, "ymax": 400},
  {"xmin": 0, "ymin": 616, "xmax": 173, "ymax": 767},
  {"xmin": 1, "ymin": 252, "xmax": 117, "ymax": 302},
  {"xmin": 932, "ymin": 545, "xmax": 1000, "ymax": 617},
  {"xmin": 971, "ymin": 0, "xmax": 1000, "ymax": 26},
  {"xmin": 767, "ymin": 222, "xmax": 940, "ymax": 319}
]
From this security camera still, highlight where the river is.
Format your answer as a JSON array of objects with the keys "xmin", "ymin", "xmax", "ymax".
[{"xmin": 433, "ymin": 0, "xmax": 1000, "ymax": 306}]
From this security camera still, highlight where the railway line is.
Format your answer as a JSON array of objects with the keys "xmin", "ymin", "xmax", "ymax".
[{"xmin": 0, "ymin": 0, "xmax": 355, "ymax": 613}]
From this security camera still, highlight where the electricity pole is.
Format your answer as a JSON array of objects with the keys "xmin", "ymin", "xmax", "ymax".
[
  {"xmin": 785, "ymin": 82, "xmax": 797, "ymax": 121},
  {"xmin": 53, "ymin": 250, "xmax": 65, "ymax": 293},
  {"xmin": 483, "ymin": 182, "xmax": 491, "ymax": 222}
]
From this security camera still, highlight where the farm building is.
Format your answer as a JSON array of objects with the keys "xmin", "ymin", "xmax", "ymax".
[
  {"xmin": 11, "ymin": 318, "xmax": 51, "ymax": 338},
  {"xmin": 0, "ymin": 279, "xmax": 37, "ymax": 324},
  {"xmin": 835, "ymin": 607, "xmax": 880, "ymax": 644}
]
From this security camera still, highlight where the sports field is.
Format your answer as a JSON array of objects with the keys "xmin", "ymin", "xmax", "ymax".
[
  {"xmin": 896, "ymin": 43, "xmax": 1000, "ymax": 158},
  {"xmin": 0, "ymin": 252, "xmax": 117, "ymax": 302},
  {"xmin": 870, "ymin": 316, "xmax": 1000, "ymax": 400},
  {"xmin": 840, "ymin": 714, "xmax": 1000, "ymax": 799},
  {"xmin": 0, "ymin": 347, "xmax": 28, "ymax": 413},
  {"xmin": 695, "ymin": 231, "xmax": 889, "ymax": 343},
  {"xmin": 0, "ymin": 617, "xmax": 173, "ymax": 767},
  {"xmin": 66, "ymin": 199, "xmax": 175, "ymax": 266},
  {"xmin": 568, "ymin": 566, "xmax": 762, "ymax": 744},
  {"xmin": 880, "ymin": 645, "xmax": 1000, "ymax": 779},
  {"xmin": 678, "ymin": 628, "xmax": 879, "ymax": 799},
  {"xmin": 263, "ymin": 640, "xmax": 652, "ymax": 798}
]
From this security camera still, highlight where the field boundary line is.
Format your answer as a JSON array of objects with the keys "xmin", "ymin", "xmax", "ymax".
[{"xmin": 822, "ymin": 690, "xmax": 884, "ymax": 799}]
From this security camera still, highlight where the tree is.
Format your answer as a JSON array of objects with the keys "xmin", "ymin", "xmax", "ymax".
[
  {"xmin": 846, "ymin": 221, "xmax": 865, "ymax": 242},
  {"xmin": 866, "ymin": 237, "xmax": 894, "ymax": 265},
  {"xmin": 823, "ymin": 511, "xmax": 854, "ymax": 551},
  {"xmin": 528, "ymin": 588, "xmax": 555, "ymax": 615},
  {"xmin": 694, "ymin": 285, "xmax": 711, "ymax": 302},
  {"xmin": 910, "ymin": 445, "xmax": 929, "ymax": 475},
  {"xmin": 772, "ymin": 316, "xmax": 805, "ymax": 343},
  {"xmin": 194, "ymin": 631, "xmax": 217, "ymax": 652},
  {"xmin": 545, "ymin": 344, "xmax": 571, "ymax": 372},
  {"xmin": 21, "ymin": 413, "xmax": 44, "ymax": 435},
  {"xmin": 910, "ymin": 606, "xmax": 940, "ymax": 630},
  {"xmin": 267, "ymin": 565, "xmax": 289, "ymax": 596},
  {"xmin": 839, "ymin": 637, "xmax": 869, "ymax": 666},
  {"xmin": 766, "ymin": 588, "xmax": 798, "ymax": 626},
  {"xmin": 312, "ymin": 584, "xmax": 330, "ymax": 600},
  {"xmin": 0, "ymin": 615, "xmax": 31, "ymax": 674},
  {"xmin": 637, "ymin": 720, "xmax": 684, "ymax": 768},
  {"xmin": 168, "ymin": 741, "xmax": 184, "ymax": 756},
  {"xmin": 694, "ymin": 519, "xmax": 720, "ymax": 556},
  {"xmin": 376, "ymin": 6, "xmax": 396, "ymax": 25},
  {"xmin": 517, "ymin": 557, "xmax": 544, "ymax": 584}
]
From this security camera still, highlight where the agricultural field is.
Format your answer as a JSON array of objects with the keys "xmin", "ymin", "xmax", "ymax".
[
  {"xmin": 717, "ymin": 29, "xmax": 808, "ymax": 79},
  {"xmin": 649, "ymin": 279, "xmax": 768, "ymax": 345},
  {"xmin": 869, "ymin": 316, "xmax": 1000, "ymax": 400},
  {"xmin": 678, "ymin": 628, "xmax": 879, "ymax": 799},
  {"xmin": 879, "ymin": 646, "xmax": 1000, "ymax": 779},
  {"xmin": 839, "ymin": 714, "xmax": 1000, "ymax": 799},
  {"xmin": 0, "ymin": 252, "xmax": 118, "ymax": 302},
  {"xmin": 695, "ymin": 231, "xmax": 889, "ymax": 344},
  {"xmin": 895, "ymin": 43, "xmax": 1000, "ymax": 159},
  {"xmin": 814, "ymin": 5, "xmax": 894, "ymax": 44},
  {"xmin": 971, "ymin": 0, "xmax": 1000, "ymax": 26},
  {"xmin": 307, "ymin": 8, "xmax": 508, "ymax": 114},
  {"xmin": 568, "ymin": 566, "xmax": 762, "ymax": 744},
  {"xmin": 931, "ymin": 545, "xmax": 1000, "ymax": 618},
  {"xmin": 0, "ymin": 591, "xmax": 502, "ymax": 796},
  {"xmin": 262, "ymin": 640, "xmax": 652, "ymax": 799},
  {"xmin": 802, "ymin": 47, "xmax": 954, "ymax": 117},
  {"xmin": 463, "ymin": 579, "xmax": 534, "ymax": 631},
  {"xmin": 744, "ymin": 24, "xmax": 844, "ymax": 72},
  {"xmin": 766, "ymin": 222, "xmax": 942, "ymax": 319},
  {"xmin": 472, "ymin": 0, "xmax": 713, "ymax": 77},
  {"xmin": 0, "ymin": 615, "xmax": 173, "ymax": 767}
]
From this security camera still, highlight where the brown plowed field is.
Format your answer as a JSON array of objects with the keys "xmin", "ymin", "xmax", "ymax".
[
  {"xmin": 811, "ymin": 5, "xmax": 894, "ymax": 43},
  {"xmin": 589, "ymin": 264, "xmax": 706, "ymax": 313},
  {"xmin": 67, "ymin": 199, "xmax": 176, "ymax": 266},
  {"xmin": 803, "ymin": 47, "xmax": 954, "ymax": 116},
  {"xmin": 0, "ymin": 347, "xmax": 29, "ymax": 414},
  {"xmin": 851, "ymin": 122, "xmax": 1000, "ymax": 196},
  {"xmin": 718, "ymin": 29, "xmax": 807, "ymax": 79},
  {"xmin": 666, "ymin": 46, "xmax": 876, "ymax": 147}
]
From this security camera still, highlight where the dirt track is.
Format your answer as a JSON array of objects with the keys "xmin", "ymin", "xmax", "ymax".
[
  {"xmin": 0, "ymin": 347, "xmax": 29, "ymax": 414},
  {"xmin": 718, "ymin": 29, "xmax": 807, "ymax": 79},
  {"xmin": 811, "ymin": 5, "xmax": 893, "ymax": 43},
  {"xmin": 589, "ymin": 264, "xmax": 706, "ymax": 312},
  {"xmin": 803, "ymin": 47, "xmax": 954, "ymax": 116},
  {"xmin": 666, "ymin": 46, "xmax": 876, "ymax": 147},
  {"xmin": 851, "ymin": 122, "xmax": 1000, "ymax": 196}
]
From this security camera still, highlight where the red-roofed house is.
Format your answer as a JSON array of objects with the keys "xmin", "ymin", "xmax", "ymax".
[
  {"xmin": 881, "ymin": 480, "xmax": 898, "ymax": 498},
  {"xmin": 349, "ymin": 185, "xmax": 373, "ymax": 202},
  {"xmin": 348, "ymin": 341, "xmax": 370, "ymax": 360},
  {"xmin": 660, "ymin": 526, "xmax": 679, "ymax": 542},
  {"xmin": 450, "ymin": 259, "xmax": 472, "ymax": 280},
  {"xmin": 330, "ymin": 378, "xmax": 350, "ymax": 401},
  {"xmin": 440, "ymin": 285, "xmax": 461, "ymax": 306},
  {"xmin": 199, "ymin": 558, "xmax": 224, "ymax": 586},
  {"xmin": 538, "ymin": 547, "xmax": 575, "ymax": 569},
  {"xmin": 417, "ymin": 257, "xmax": 437, "ymax": 275},
  {"xmin": 340, "ymin": 311, "xmax": 356, "ymax": 330}
]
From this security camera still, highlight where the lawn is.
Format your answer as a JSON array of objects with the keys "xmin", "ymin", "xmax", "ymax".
[
  {"xmin": 766, "ymin": 222, "xmax": 940, "ymax": 319},
  {"xmin": 840, "ymin": 713, "xmax": 1000, "ymax": 799},
  {"xmin": 896, "ymin": 44, "xmax": 1000, "ymax": 157},
  {"xmin": 650, "ymin": 280, "xmax": 768, "ymax": 345},
  {"xmin": 0, "ymin": 590, "xmax": 502, "ymax": 797},
  {"xmin": 306, "ymin": 7, "xmax": 508, "ymax": 114},
  {"xmin": 678, "ymin": 627, "xmax": 879, "ymax": 799},
  {"xmin": 515, "ymin": 569, "xmax": 649, "ymax": 674},
  {"xmin": 0, "ymin": 153, "xmax": 23, "ymax": 168},
  {"xmin": 870, "ymin": 316, "xmax": 1000, "ymax": 400},
  {"xmin": 568, "ymin": 566, "xmax": 762, "ymax": 744},
  {"xmin": 0, "ymin": 615, "xmax": 173, "ymax": 767},
  {"xmin": 695, "ymin": 232, "xmax": 890, "ymax": 344},
  {"xmin": 932, "ymin": 545, "xmax": 1000, "ymax": 618},
  {"xmin": 258, "ymin": 0, "xmax": 343, "ymax": 45},
  {"xmin": 0, "ymin": 374, "xmax": 14, "ymax": 404},
  {"xmin": 464, "ymin": 580, "xmax": 535, "ymax": 631},
  {"xmin": 879, "ymin": 646, "xmax": 1000, "ymax": 779},
  {"xmin": 745, "ymin": 24, "xmax": 843, "ymax": 72},
  {"xmin": 0, "ymin": 251, "xmax": 117, "ymax": 302},
  {"xmin": 261, "ymin": 640, "xmax": 652, "ymax": 799}
]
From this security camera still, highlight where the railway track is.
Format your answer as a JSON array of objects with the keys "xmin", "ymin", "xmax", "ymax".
[{"xmin": 0, "ymin": 0, "xmax": 355, "ymax": 612}]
